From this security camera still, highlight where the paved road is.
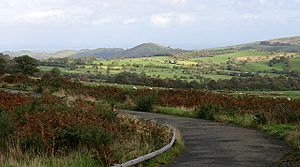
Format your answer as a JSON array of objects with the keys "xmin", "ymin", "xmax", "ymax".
[{"xmin": 124, "ymin": 111, "xmax": 291, "ymax": 167}]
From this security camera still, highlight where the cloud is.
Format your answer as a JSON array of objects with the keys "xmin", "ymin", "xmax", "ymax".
[
  {"xmin": 122, "ymin": 18, "xmax": 137, "ymax": 24},
  {"xmin": 150, "ymin": 13, "xmax": 173, "ymax": 26},
  {"xmin": 160, "ymin": 0, "xmax": 187, "ymax": 5},
  {"xmin": 23, "ymin": 9, "xmax": 64, "ymax": 19},
  {"xmin": 0, "ymin": 0, "xmax": 299, "ymax": 28},
  {"xmin": 150, "ymin": 12, "xmax": 195, "ymax": 27},
  {"xmin": 177, "ymin": 13, "xmax": 195, "ymax": 23},
  {"xmin": 91, "ymin": 17, "xmax": 114, "ymax": 25}
]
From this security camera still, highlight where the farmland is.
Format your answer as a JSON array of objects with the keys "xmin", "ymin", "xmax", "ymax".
[
  {"xmin": 38, "ymin": 50, "xmax": 300, "ymax": 83},
  {"xmin": 36, "ymin": 49, "xmax": 300, "ymax": 99}
]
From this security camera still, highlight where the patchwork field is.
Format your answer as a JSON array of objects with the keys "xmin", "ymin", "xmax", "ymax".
[{"xmin": 38, "ymin": 50, "xmax": 300, "ymax": 84}]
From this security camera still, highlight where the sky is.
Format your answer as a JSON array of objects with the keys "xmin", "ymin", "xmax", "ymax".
[{"xmin": 0, "ymin": 0, "xmax": 300, "ymax": 52}]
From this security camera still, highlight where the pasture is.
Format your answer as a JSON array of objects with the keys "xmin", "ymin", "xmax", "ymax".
[{"xmin": 38, "ymin": 50, "xmax": 300, "ymax": 84}]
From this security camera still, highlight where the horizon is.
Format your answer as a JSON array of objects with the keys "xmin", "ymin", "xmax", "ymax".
[
  {"xmin": 2, "ymin": 34, "xmax": 299, "ymax": 53},
  {"xmin": 1, "ymin": 0, "xmax": 300, "ymax": 51}
]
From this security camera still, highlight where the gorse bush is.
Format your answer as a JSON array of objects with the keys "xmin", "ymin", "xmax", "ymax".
[
  {"xmin": 195, "ymin": 104, "xmax": 222, "ymax": 120},
  {"xmin": 134, "ymin": 94, "xmax": 157, "ymax": 112}
]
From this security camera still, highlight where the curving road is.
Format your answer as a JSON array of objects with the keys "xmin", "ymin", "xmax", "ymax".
[{"xmin": 123, "ymin": 110, "xmax": 291, "ymax": 167}]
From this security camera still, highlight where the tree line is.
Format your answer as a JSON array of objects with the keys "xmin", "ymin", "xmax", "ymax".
[
  {"xmin": 104, "ymin": 71, "xmax": 300, "ymax": 91},
  {"xmin": 0, "ymin": 53, "xmax": 39, "ymax": 75}
]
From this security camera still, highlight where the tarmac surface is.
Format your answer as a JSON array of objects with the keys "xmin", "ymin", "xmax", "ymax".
[{"xmin": 125, "ymin": 110, "xmax": 291, "ymax": 167}]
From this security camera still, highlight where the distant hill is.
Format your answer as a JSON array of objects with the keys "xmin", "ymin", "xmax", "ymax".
[
  {"xmin": 233, "ymin": 36, "xmax": 300, "ymax": 52},
  {"xmin": 72, "ymin": 48, "xmax": 124, "ymax": 58},
  {"xmin": 118, "ymin": 43, "xmax": 184, "ymax": 58},
  {"xmin": 268, "ymin": 36, "xmax": 300, "ymax": 45},
  {"xmin": 72, "ymin": 43, "xmax": 184, "ymax": 58},
  {"xmin": 3, "ymin": 50, "xmax": 52, "ymax": 59},
  {"xmin": 3, "ymin": 43, "xmax": 185, "ymax": 59},
  {"xmin": 49, "ymin": 50, "xmax": 79, "ymax": 58},
  {"xmin": 4, "ymin": 36, "xmax": 300, "ymax": 60}
]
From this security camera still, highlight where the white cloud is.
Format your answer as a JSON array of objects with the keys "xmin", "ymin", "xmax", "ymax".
[
  {"xmin": 0, "ymin": 0, "xmax": 299, "ymax": 28},
  {"xmin": 122, "ymin": 18, "xmax": 137, "ymax": 24},
  {"xmin": 150, "ymin": 12, "xmax": 195, "ymax": 27},
  {"xmin": 24, "ymin": 9, "xmax": 64, "ymax": 19},
  {"xmin": 177, "ymin": 13, "xmax": 195, "ymax": 23},
  {"xmin": 160, "ymin": 0, "xmax": 187, "ymax": 5},
  {"xmin": 150, "ymin": 13, "xmax": 173, "ymax": 27},
  {"xmin": 91, "ymin": 17, "xmax": 114, "ymax": 25}
]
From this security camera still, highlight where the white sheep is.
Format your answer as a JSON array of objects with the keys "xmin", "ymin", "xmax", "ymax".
[{"xmin": 133, "ymin": 86, "xmax": 138, "ymax": 90}]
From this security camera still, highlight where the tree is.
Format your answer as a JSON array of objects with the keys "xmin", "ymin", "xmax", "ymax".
[
  {"xmin": 13, "ymin": 55, "xmax": 39, "ymax": 75},
  {"xmin": 49, "ymin": 67, "xmax": 61, "ymax": 78},
  {"xmin": 0, "ymin": 53, "xmax": 10, "ymax": 74},
  {"xmin": 284, "ymin": 59, "xmax": 292, "ymax": 71}
]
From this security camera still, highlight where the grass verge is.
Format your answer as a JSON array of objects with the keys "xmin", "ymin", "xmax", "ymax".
[{"xmin": 142, "ymin": 128, "xmax": 184, "ymax": 167}]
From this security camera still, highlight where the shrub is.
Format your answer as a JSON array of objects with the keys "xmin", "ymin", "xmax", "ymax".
[
  {"xmin": 20, "ymin": 134, "xmax": 44, "ymax": 154},
  {"xmin": 94, "ymin": 103, "xmax": 118, "ymax": 122},
  {"xmin": 0, "ymin": 109, "xmax": 12, "ymax": 150},
  {"xmin": 254, "ymin": 112, "xmax": 268, "ymax": 125},
  {"xmin": 271, "ymin": 103, "xmax": 297, "ymax": 124},
  {"xmin": 134, "ymin": 94, "xmax": 157, "ymax": 112},
  {"xmin": 195, "ymin": 104, "xmax": 222, "ymax": 120}
]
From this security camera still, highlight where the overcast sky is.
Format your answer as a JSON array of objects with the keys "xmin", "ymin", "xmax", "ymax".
[{"xmin": 0, "ymin": 0, "xmax": 300, "ymax": 51}]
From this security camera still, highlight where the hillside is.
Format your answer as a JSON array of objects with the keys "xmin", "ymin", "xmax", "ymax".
[
  {"xmin": 233, "ymin": 36, "xmax": 300, "ymax": 52},
  {"xmin": 4, "ymin": 43, "xmax": 185, "ymax": 59},
  {"xmin": 3, "ymin": 50, "xmax": 50, "ymax": 59},
  {"xmin": 269, "ymin": 36, "xmax": 300, "ymax": 45},
  {"xmin": 4, "ymin": 36, "xmax": 300, "ymax": 60},
  {"xmin": 49, "ymin": 50, "xmax": 79, "ymax": 58},
  {"xmin": 71, "ymin": 43, "xmax": 184, "ymax": 58},
  {"xmin": 119, "ymin": 43, "xmax": 184, "ymax": 58},
  {"xmin": 72, "ymin": 48, "xmax": 124, "ymax": 58}
]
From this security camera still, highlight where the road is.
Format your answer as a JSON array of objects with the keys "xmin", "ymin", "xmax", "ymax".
[{"xmin": 124, "ymin": 110, "xmax": 291, "ymax": 167}]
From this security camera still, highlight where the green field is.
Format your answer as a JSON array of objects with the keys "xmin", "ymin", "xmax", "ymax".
[
  {"xmin": 191, "ymin": 50, "xmax": 268, "ymax": 64},
  {"xmin": 39, "ymin": 50, "xmax": 300, "ymax": 83},
  {"xmin": 291, "ymin": 58, "xmax": 300, "ymax": 71}
]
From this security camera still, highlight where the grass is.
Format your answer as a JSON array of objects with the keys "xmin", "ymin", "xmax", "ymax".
[
  {"xmin": 261, "ymin": 124, "xmax": 297, "ymax": 138},
  {"xmin": 192, "ymin": 50, "xmax": 268, "ymax": 64},
  {"xmin": 291, "ymin": 58, "xmax": 300, "ymax": 71},
  {"xmin": 244, "ymin": 61, "xmax": 273, "ymax": 72},
  {"xmin": 154, "ymin": 106, "xmax": 195, "ymax": 118},
  {"xmin": 228, "ymin": 90, "xmax": 300, "ymax": 99},
  {"xmin": 0, "ymin": 151, "xmax": 101, "ymax": 167},
  {"xmin": 143, "ymin": 128, "xmax": 184, "ymax": 167}
]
